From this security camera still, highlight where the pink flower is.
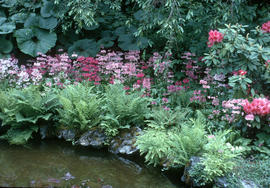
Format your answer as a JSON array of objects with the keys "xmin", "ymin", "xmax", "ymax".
[
  {"xmin": 124, "ymin": 86, "xmax": 130, "ymax": 90},
  {"xmin": 183, "ymin": 78, "xmax": 189, "ymax": 84},
  {"xmin": 162, "ymin": 98, "xmax": 169, "ymax": 103},
  {"xmin": 245, "ymin": 114, "xmax": 254, "ymax": 121},
  {"xmin": 202, "ymin": 85, "xmax": 210, "ymax": 89},
  {"xmin": 200, "ymin": 80, "xmax": 207, "ymax": 85},
  {"xmin": 208, "ymin": 30, "xmax": 224, "ymax": 47},
  {"xmin": 151, "ymin": 101, "xmax": 157, "ymax": 105},
  {"xmin": 136, "ymin": 73, "xmax": 145, "ymax": 78},
  {"xmin": 163, "ymin": 106, "xmax": 170, "ymax": 111},
  {"xmin": 142, "ymin": 78, "xmax": 151, "ymax": 90},
  {"xmin": 208, "ymin": 135, "xmax": 215, "ymax": 139},
  {"xmin": 262, "ymin": 21, "xmax": 270, "ymax": 33}
]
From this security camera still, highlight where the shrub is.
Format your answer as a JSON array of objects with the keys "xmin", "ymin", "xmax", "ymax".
[{"xmin": 203, "ymin": 23, "xmax": 270, "ymax": 96}]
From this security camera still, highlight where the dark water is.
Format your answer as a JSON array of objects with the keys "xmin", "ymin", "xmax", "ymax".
[{"xmin": 0, "ymin": 140, "xmax": 178, "ymax": 188}]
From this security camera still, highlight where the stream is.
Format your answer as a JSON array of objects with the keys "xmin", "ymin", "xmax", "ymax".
[{"xmin": 0, "ymin": 140, "xmax": 179, "ymax": 188}]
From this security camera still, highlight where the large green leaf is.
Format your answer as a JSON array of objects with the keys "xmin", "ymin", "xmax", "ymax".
[
  {"xmin": 68, "ymin": 39, "xmax": 100, "ymax": 57},
  {"xmin": 24, "ymin": 13, "xmax": 58, "ymax": 30},
  {"xmin": 0, "ymin": 38, "xmax": 13, "ymax": 53},
  {"xmin": 14, "ymin": 28, "xmax": 57, "ymax": 57},
  {"xmin": 0, "ymin": 17, "xmax": 15, "ymax": 34}
]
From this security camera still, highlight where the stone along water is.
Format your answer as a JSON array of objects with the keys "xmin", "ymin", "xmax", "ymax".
[{"xmin": 0, "ymin": 140, "xmax": 177, "ymax": 188}]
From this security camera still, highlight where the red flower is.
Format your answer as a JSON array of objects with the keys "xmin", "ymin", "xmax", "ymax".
[{"xmin": 238, "ymin": 70, "xmax": 247, "ymax": 76}]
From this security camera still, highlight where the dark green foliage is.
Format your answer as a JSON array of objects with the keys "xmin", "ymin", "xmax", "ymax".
[
  {"xmin": 1, "ymin": 0, "xmax": 268, "ymax": 57},
  {"xmin": 58, "ymin": 84, "xmax": 103, "ymax": 133},
  {"xmin": 0, "ymin": 87, "xmax": 60, "ymax": 144},
  {"xmin": 101, "ymin": 84, "xmax": 150, "ymax": 137}
]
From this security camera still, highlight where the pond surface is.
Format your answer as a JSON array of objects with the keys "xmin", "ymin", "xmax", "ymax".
[{"xmin": 0, "ymin": 140, "xmax": 178, "ymax": 188}]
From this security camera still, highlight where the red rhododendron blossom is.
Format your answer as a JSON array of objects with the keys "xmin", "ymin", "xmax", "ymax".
[
  {"xmin": 243, "ymin": 98, "xmax": 270, "ymax": 116},
  {"xmin": 238, "ymin": 70, "xmax": 247, "ymax": 76},
  {"xmin": 208, "ymin": 30, "xmax": 224, "ymax": 47},
  {"xmin": 262, "ymin": 21, "xmax": 270, "ymax": 33}
]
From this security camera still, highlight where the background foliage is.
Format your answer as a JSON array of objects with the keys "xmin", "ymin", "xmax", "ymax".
[{"xmin": 0, "ymin": 0, "xmax": 269, "ymax": 57}]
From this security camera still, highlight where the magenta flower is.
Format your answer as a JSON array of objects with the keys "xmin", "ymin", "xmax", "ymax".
[
  {"xmin": 136, "ymin": 73, "xmax": 145, "ymax": 78},
  {"xmin": 262, "ymin": 21, "xmax": 270, "ymax": 33},
  {"xmin": 162, "ymin": 97, "xmax": 169, "ymax": 103}
]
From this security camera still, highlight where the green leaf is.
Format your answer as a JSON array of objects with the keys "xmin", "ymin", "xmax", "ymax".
[
  {"xmin": 0, "ymin": 0, "xmax": 16, "ymax": 7},
  {"xmin": 0, "ymin": 18, "xmax": 15, "ymax": 34},
  {"xmin": 40, "ymin": 1, "xmax": 54, "ymax": 18},
  {"xmin": 10, "ymin": 13, "xmax": 28, "ymax": 23},
  {"xmin": 68, "ymin": 39, "xmax": 99, "ymax": 57},
  {"xmin": 134, "ymin": 10, "xmax": 145, "ymax": 21},
  {"xmin": 0, "ymin": 38, "xmax": 13, "ymax": 53},
  {"xmin": 14, "ymin": 28, "xmax": 57, "ymax": 57},
  {"xmin": 24, "ymin": 14, "xmax": 58, "ymax": 30},
  {"xmin": 98, "ymin": 37, "xmax": 114, "ymax": 48},
  {"xmin": 24, "ymin": 13, "xmax": 39, "ymax": 28},
  {"xmin": 39, "ymin": 17, "xmax": 58, "ymax": 30}
]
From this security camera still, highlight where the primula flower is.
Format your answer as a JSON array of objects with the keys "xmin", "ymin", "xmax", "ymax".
[
  {"xmin": 207, "ymin": 30, "xmax": 224, "ymax": 47},
  {"xmin": 136, "ymin": 73, "xmax": 145, "ymax": 78},
  {"xmin": 183, "ymin": 78, "xmax": 189, "ymax": 84},
  {"xmin": 162, "ymin": 97, "xmax": 169, "ymax": 103},
  {"xmin": 245, "ymin": 114, "xmax": 254, "ymax": 121},
  {"xmin": 262, "ymin": 21, "xmax": 270, "ymax": 33}
]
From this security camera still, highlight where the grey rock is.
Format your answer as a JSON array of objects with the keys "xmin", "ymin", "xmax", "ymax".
[
  {"xmin": 58, "ymin": 129, "xmax": 76, "ymax": 141},
  {"xmin": 240, "ymin": 180, "xmax": 259, "ymax": 188},
  {"xmin": 181, "ymin": 156, "xmax": 201, "ymax": 187},
  {"xmin": 102, "ymin": 185, "xmax": 112, "ymax": 188},
  {"xmin": 215, "ymin": 177, "xmax": 229, "ymax": 188},
  {"xmin": 76, "ymin": 129, "xmax": 107, "ymax": 148},
  {"xmin": 109, "ymin": 126, "xmax": 142, "ymax": 155}
]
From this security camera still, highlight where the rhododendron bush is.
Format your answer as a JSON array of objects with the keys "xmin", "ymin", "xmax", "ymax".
[{"xmin": 204, "ymin": 23, "xmax": 270, "ymax": 97}]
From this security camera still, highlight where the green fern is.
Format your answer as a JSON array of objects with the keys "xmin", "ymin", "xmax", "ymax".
[
  {"xmin": 146, "ymin": 106, "xmax": 192, "ymax": 130},
  {"xmin": 136, "ymin": 111, "xmax": 207, "ymax": 168},
  {"xmin": 58, "ymin": 83, "xmax": 102, "ymax": 133},
  {"xmin": 101, "ymin": 84, "xmax": 150, "ymax": 137}
]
